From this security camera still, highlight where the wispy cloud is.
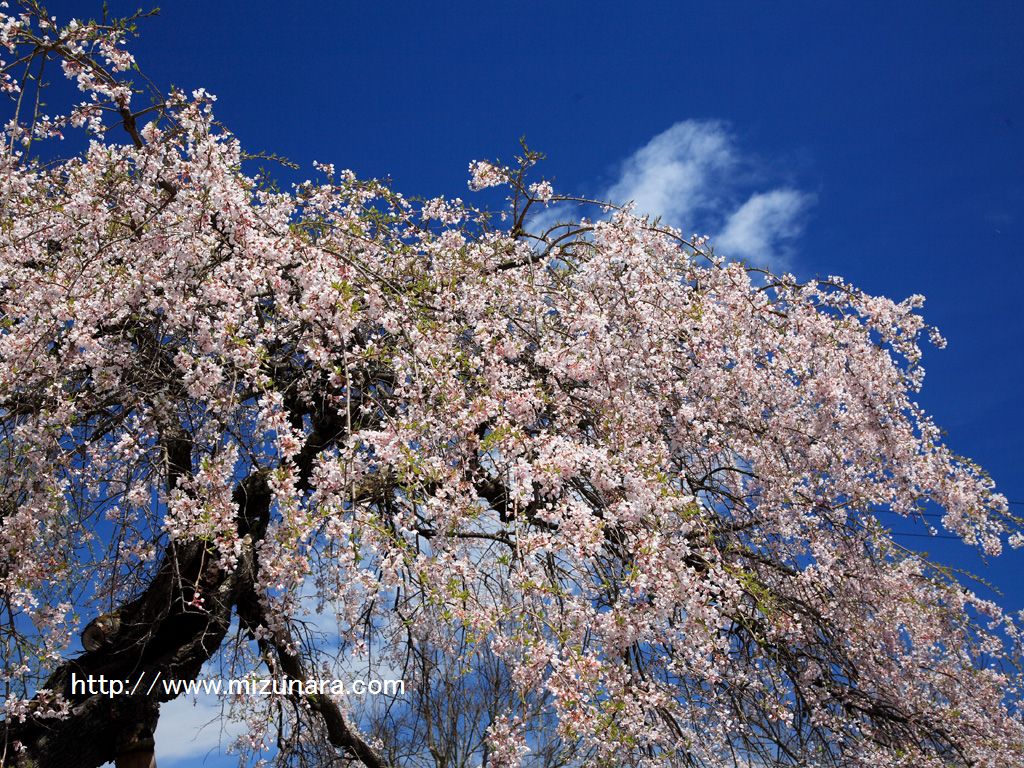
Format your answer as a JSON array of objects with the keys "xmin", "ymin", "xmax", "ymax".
[
  {"xmin": 716, "ymin": 188, "xmax": 813, "ymax": 267},
  {"xmin": 601, "ymin": 120, "xmax": 813, "ymax": 269},
  {"xmin": 605, "ymin": 120, "xmax": 735, "ymax": 228},
  {"xmin": 156, "ymin": 691, "xmax": 241, "ymax": 766}
]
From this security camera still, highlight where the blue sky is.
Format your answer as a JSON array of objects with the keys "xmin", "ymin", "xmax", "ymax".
[{"xmin": 34, "ymin": 1, "xmax": 1024, "ymax": 764}]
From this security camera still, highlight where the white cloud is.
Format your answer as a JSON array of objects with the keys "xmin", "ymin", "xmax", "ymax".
[
  {"xmin": 602, "ymin": 120, "xmax": 813, "ymax": 269},
  {"xmin": 605, "ymin": 120, "xmax": 735, "ymax": 227},
  {"xmin": 716, "ymin": 188, "xmax": 813, "ymax": 267},
  {"xmin": 156, "ymin": 692, "xmax": 242, "ymax": 765},
  {"xmin": 524, "ymin": 121, "xmax": 735, "ymax": 242}
]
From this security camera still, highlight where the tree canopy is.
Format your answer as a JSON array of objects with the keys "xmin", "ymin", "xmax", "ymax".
[{"xmin": 1, "ymin": 4, "xmax": 1022, "ymax": 767}]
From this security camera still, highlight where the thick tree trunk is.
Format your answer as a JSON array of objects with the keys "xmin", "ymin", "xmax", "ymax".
[
  {"xmin": 2, "ymin": 539, "xmax": 232, "ymax": 766},
  {"xmin": 0, "ymin": 397, "xmax": 390, "ymax": 767},
  {"xmin": 1, "ymin": 473, "xmax": 271, "ymax": 768}
]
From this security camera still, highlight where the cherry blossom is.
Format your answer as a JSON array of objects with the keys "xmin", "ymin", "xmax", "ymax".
[{"xmin": 0, "ymin": 4, "xmax": 1022, "ymax": 768}]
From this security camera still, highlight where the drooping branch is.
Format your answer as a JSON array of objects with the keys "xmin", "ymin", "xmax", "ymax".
[{"xmin": 235, "ymin": 577, "xmax": 391, "ymax": 768}]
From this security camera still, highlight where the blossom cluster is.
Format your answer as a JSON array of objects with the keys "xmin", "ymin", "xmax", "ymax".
[{"xmin": 1, "ymin": 6, "xmax": 1022, "ymax": 767}]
